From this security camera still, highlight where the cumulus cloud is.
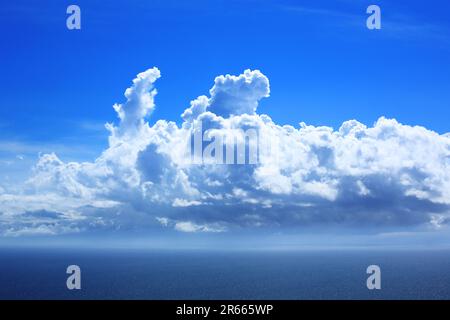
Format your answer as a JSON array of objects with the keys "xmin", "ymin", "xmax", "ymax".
[
  {"xmin": 207, "ymin": 69, "xmax": 270, "ymax": 117},
  {"xmin": 111, "ymin": 67, "xmax": 161, "ymax": 135},
  {"xmin": 159, "ymin": 218, "xmax": 226, "ymax": 233},
  {"xmin": 1, "ymin": 67, "xmax": 450, "ymax": 236}
]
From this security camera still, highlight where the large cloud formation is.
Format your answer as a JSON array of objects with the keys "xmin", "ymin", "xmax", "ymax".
[{"xmin": 1, "ymin": 67, "xmax": 450, "ymax": 236}]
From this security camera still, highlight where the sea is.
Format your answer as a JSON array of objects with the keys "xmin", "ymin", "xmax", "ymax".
[{"xmin": 1, "ymin": 248, "xmax": 449, "ymax": 299}]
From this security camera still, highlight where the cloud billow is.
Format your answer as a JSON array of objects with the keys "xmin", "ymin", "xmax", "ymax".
[{"xmin": 1, "ymin": 67, "xmax": 449, "ymax": 236}]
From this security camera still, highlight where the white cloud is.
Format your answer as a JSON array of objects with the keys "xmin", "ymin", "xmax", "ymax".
[
  {"xmin": 111, "ymin": 67, "xmax": 161, "ymax": 136},
  {"xmin": 1, "ymin": 67, "xmax": 450, "ymax": 236},
  {"xmin": 174, "ymin": 221, "xmax": 224, "ymax": 233},
  {"xmin": 4, "ymin": 224, "xmax": 80, "ymax": 237},
  {"xmin": 207, "ymin": 69, "xmax": 270, "ymax": 117},
  {"xmin": 156, "ymin": 217, "xmax": 226, "ymax": 233},
  {"xmin": 172, "ymin": 198, "xmax": 202, "ymax": 207},
  {"xmin": 156, "ymin": 216, "xmax": 169, "ymax": 226}
]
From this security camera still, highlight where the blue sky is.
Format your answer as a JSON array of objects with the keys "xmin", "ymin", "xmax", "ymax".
[{"xmin": 1, "ymin": 0, "xmax": 450, "ymax": 247}]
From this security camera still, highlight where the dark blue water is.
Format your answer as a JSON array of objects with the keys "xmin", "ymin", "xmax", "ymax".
[{"xmin": 1, "ymin": 248, "xmax": 449, "ymax": 299}]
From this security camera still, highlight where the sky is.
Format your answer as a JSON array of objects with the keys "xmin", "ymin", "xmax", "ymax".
[{"xmin": 0, "ymin": 0, "xmax": 450, "ymax": 248}]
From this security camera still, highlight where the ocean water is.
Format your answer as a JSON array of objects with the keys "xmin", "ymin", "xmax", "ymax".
[{"xmin": 1, "ymin": 248, "xmax": 450, "ymax": 300}]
